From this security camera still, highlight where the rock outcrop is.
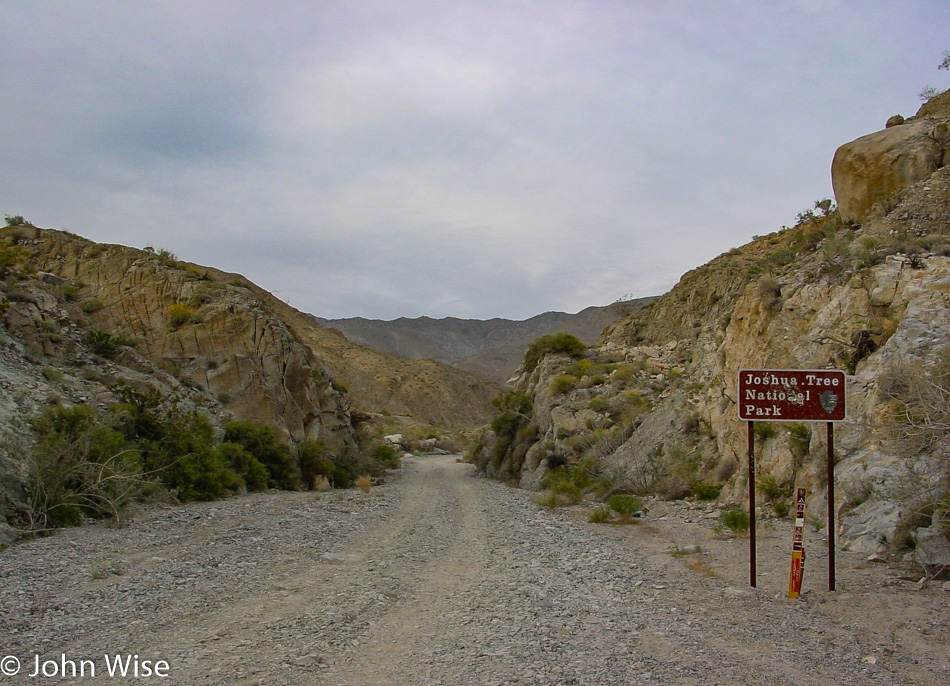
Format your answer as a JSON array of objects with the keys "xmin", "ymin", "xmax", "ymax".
[
  {"xmin": 478, "ymin": 113, "xmax": 950, "ymax": 556},
  {"xmin": 251, "ymin": 301, "xmax": 501, "ymax": 430},
  {"xmin": 832, "ymin": 90, "xmax": 950, "ymax": 223},
  {"xmin": 22, "ymin": 231, "xmax": 354, "ymax": 447}
]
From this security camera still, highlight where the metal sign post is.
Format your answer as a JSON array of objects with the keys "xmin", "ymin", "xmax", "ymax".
[
  {"xmin": 827, "ymin": 422, "xmax": 836, "ymax": 591},
  {"xmin": 747, "ymin": 421, "xmax": 756, "ymax": 587},
  {"xmin": 738, "ymin": 369, "xmax": 846, "ymax": 592}
]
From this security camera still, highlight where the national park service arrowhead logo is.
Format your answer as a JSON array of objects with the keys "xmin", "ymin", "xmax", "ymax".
[{"xmin": 820, "ymin": 391, "xmax": 839, "ymax": 415}]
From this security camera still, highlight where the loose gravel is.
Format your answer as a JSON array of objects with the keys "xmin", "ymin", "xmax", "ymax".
[{"xmin": 1, "ymin": 455, "xmax": 947, "ymax": 685}]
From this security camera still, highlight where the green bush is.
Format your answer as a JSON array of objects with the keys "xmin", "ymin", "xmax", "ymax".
[
  {"xmin": 80, "ymin": 298, "xmax": 105, "ymax": 314},
  {"xmin": 772, "ymin": 500, "xmax": 791, "ymax": 518},
  {"xmin": 165, "ymin": 445, "xmax": 242, "ymax": 502},
  {"xmin": 224, "ymin": 421, "xmax": 300, "ymax": 490},
  {"xmin": 607, "ymin": 494, "xmax": 643, "ymax": 521},
  {"xmin": 550, "ymin": 374, "xmax": 576, "ymax": 394},
  {"xmin": 488, "ymin": 390, "xmax": 538, "ymax": 478},
  {"xmin": 788, "ymin": 423, "xmax": 811, "ymax": 458},
  {"xmin": 86, "ymin": 329, "xmax": 120, "ymax": 358},
  {"xmin": 588, "ymin": 505, "xmax": 611, "ymax": 523},
  {"xmin": 42, "ymin": 367, "xmax": 64, "ymax": 382},
  {"xmin": 757, "ymin": 473, "xmax": 792, "ymax": 502},
  {"xmin": 0, "ymin": 243, "xmax": 25, "ymax": 279},
  {"xmin": 370, "ymin": 443, "xmax": 401, "ymax": 469},
  {"xmin": 167, "ymin": 303, "xmax": 194, "ymax": 329},
  {"xmin": 217, "ymin": 441, "xmax": 268, "ymax": 492},
  {"xmin": 156, "ymin": 249, "xmax": 179, "ymax": 268},
  {"xmin": 691, "ymin": 481, "xmax": 722, "ymax": 501},
  {"xmin": 28, "ymin": 404, "xmax": 143, "ymax": 525},
  {"xmin": 523, "ymin": 333, "xmax": 587, "ymax": 373},
  {"xmin": 109, "ymin": 385, "xmax": 242, "ymax": 502},
  {"xmin": 297, "ymin": 438, "xmax": 334, "ymax": 489},
  {"xmin": 719, "ymin": 505, "xmax": 750, "ymax": 534},
  {"xmin": 753, "ymin": 422, "xmax": 776, "ymax": 441}
]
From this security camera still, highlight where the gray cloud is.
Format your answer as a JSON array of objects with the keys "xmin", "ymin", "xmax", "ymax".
[{"xmin": 2, "ymin": 1, "xmax": 948, "ymax": 319}]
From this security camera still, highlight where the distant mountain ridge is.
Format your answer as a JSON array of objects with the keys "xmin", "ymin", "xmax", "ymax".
[{"xmin": 317, "ymin": 299, "xmax": 654, "ymax": 384}]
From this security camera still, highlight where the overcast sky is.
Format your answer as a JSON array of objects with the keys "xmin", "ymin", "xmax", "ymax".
[{"xmin": 2, "ymin": 1, "xmax": 948, "ymax": 320}]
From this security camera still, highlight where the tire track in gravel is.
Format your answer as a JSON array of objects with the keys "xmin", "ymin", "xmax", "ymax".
[
  {"xmin": 328, "ymin": 456, "xmax": 490, "ymax": 686},
  {"xmin": 3, "ymin": 454, "xmax": 947, "ymax": 686},
  {"xmin": 130, "ymin": 455, "xmax": 482, "ymax": 684}
]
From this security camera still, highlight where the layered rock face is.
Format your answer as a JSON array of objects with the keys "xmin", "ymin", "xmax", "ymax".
[
  {"xmin": 243, "ymin": 294, "xmax": 501, "ymax": 430},
  {"xmin": 485, "ymin": 120, "xmax": 950, "ymax": 555},
  {"xmin": 832, "ymin": 90, "xmax": 950, "ymax": 223},
  {"xmin": 21, "ymin": 230, "xmax": 355, "ymax": 447}
]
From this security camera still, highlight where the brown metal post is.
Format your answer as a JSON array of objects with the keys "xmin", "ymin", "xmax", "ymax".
[
  {"xmin": 748, "ymin": 421, "xmax": 756, "ymax": 588},
  {"xmin": 827, "ymin": 422, "xmax": 836, "ymax": 591}
]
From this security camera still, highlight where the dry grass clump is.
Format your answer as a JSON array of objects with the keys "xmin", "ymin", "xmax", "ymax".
[{"xmin": 355, "ymin": 475, "xmax": 372, "ymax": 493}]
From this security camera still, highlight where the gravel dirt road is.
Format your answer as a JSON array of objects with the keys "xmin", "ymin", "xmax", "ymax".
[{"xmin": 1, "ymin": 454, "xmax": 947, "ymax": 685}]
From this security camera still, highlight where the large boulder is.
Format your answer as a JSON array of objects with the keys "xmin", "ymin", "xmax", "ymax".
[
  {"xmin": 832, "ymin": 119, "xmax": 945, "ymax": 223},
  {"xmin": 832, "ymin": 90, "xmax": 950, "ymax": 224}
]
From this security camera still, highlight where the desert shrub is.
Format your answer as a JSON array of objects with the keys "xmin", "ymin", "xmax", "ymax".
[
  {"xmin": 607, "ymin": 494, "xmax": 643, "ymax": 521},
  {"xmin": 719, "ymin": 505, "xmax": 750, "ymax": 534},
  {"xmin": 41, "ymin": 367, "xmax": 63, "ymax": 382},
  {"xmin": 788, "ymin": 423, "xmax": 811, "ymax": 459},
  {"xmin": 550, "ymin": 374, "xmax": 576, "ymax": 394},
  {"xmin": 488, "ymin": 390, "xmax": 537, "ymax": 477},
  {"xmin": 217, "ymin": 441, "xmax": 268, "ymax": 492},
  {"xmin": 107, "ymin": 385, "xmax": 242, "ymax": 502},
  {"xmin": 655, "ymin": 446, "xmax": 701, "ymax": 499},
  {"xmin": 772, "ymin": 500, "xmax": 791, "ymax": 518},
  {"xmin": 167, "ymin": 303, "xmax": 194, "ymax": 329},
  {"xmin": 164, "ymin": 445, "xmax": 242, "ymax": 502},
  {"xmin": 86, "ymin": 329, "xmax": 119, "ymax": 359},
  {"xmin": 156, "ymin": 249, "xmax": 179, "ymax": 268},
  {"xmin": 588, "ymin": 397, "xmax": 611, "ymax": 413},
  {"xmin": 753, "ymin": 422, "xmax": 776, "ymax": 441},
  {"xmin": 224, "ymin": 421, "xmax": 300, "ymax": 490},
  {"xmin": 80, "ymin": 298, "xmax": 105, "ymax": 314},
  {"xmin": 757, "ymin": 473, "xmax": 792, "ymax": 502},
  {"xmin": 297, "ymin": 438, "xmax": 335, "ymax": 488},
  {"xmin": 27, "ymin": 404, "xmax": 143, "ymax": 526},
  {"xmin": 58, "ymin": 282, "xmax": 80, "ymax": 302},
  {"xmin": 355, "ymin": 475, "xmax": 372, "ymax": 493},
  {"xmin": 588, "ymin": 505, "xmax": 612, "ymax": 523},
  {"xmin": 4, "ymin": 214, "xmax": 29, "ymax": 226},
  {"xmin": 881, "ymin": 347, "xmax": 950, "ymax": 539},
  {"xmin": 370, "ymin": 443, "xmax": 401, "ymax": 469},
  {"xmin": 523, "ymin": 333, "xmax": 587, "ymax": 373},
  {"xmin": 691, "ymin": 481, "xmax": 722, "ymax": 501},
  {"xmin": 0, "ymin": 243, "xmax": 25, "ymax": 279}
]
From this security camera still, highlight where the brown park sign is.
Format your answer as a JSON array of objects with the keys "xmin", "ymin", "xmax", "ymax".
[{"xmin": 738, "ymin": 369, "xmax": 846, "ymax": 422}]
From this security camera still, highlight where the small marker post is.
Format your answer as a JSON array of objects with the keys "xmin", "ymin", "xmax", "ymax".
[{"xmin": 788, "ymin": 488, "xmax": 807, "ymax": 598}]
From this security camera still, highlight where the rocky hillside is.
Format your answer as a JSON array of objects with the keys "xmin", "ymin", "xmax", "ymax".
[
  {"xmin": 251, "ymin": 298, "xmax": 501, "ymax": 430},
  {"xmin": 0, "ymin": 228, "xmax": 499, "ymax": 534},
  {"xmin": 318, "ymin": 299, "xmax": 651, "ymax": 384},
  {"xmin": 14, "ymin": 229, "xmax": 355, "ymax": 446},
  {"xmin": 473, "ymin": 90, "xmax": 950, "ymax": 559}
]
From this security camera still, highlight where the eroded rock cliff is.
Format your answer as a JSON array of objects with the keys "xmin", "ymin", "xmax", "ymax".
[
  {"xmin": 20, "ymin": 230, "xmax": 354, "ymax": 447},
  {"xmin": 478, "ymin": 110, "xmax": 950, "ymax": 557}
]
